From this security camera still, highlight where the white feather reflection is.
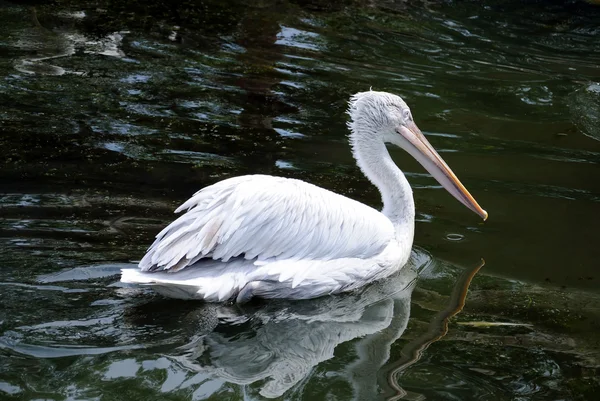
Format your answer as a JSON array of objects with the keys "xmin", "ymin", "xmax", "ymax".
[{"xmin": 167, "ymin": 251, "xmax": 431, "ymax": 399}]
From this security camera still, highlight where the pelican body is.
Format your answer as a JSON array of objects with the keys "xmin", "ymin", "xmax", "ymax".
[{"xmin": 121, "ymin": 91, "xmax": 487, "ymax": 302}]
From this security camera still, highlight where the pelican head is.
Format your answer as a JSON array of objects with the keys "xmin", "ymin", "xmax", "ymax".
[{"xmin": 349, "ymin": 91, "xmax": 487, "ymax": 220}]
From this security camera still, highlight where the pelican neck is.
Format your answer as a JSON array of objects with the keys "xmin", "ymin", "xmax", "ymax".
[{"xmin": 349, "ymin": 128, "xmax": 415, "ymax": 232}]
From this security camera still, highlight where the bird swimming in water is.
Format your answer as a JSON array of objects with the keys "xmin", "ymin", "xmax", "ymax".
[{"xmin": 121, "ymin": 91, "xmax": 487, "ymax": 302}]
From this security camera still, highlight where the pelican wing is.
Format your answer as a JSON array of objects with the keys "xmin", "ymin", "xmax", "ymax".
[{"xmin": 139, "ymin": 175, "xmax": 394, "ymax": 272}]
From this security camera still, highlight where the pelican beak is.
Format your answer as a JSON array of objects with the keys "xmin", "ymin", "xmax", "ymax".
[{"xmin": 397, "ymin": 121, "xmax": 488, "ymax": 220}]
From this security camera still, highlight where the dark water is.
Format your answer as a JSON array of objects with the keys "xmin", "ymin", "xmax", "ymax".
[{"xmin": 1, "ymin": 0, "xmax": 599, "ymax": 399}]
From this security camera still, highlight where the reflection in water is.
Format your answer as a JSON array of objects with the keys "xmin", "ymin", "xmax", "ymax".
[
  {"xmin": 17, "ymin": 251, "xmax": 483, "ymax": 400},
  {"xmin": 385, "ymin": 259, "xmax": 483, "ymax": 401},
  {"xmin": 173, "ymin": 266, "xmax": 416, "ymax": 398},
  {"xmin": 0, "ymin": 252, "xmax": 429, "ymax": 399},
  {"xmin": 0, "ymin": 250, "xmax": 598, "ymax": 400},
  {"xmin": 167, "ymin": 252, "xmax": 431, "ymax": 399},
  {"xmin": 1, "ymin": 251, "xmax": 443, "ymax": 399}
]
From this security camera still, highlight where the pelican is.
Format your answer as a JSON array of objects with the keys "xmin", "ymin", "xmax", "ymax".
[{"xmin": 121, "ymin": 91, "xmax": 487, "ymax": 302}]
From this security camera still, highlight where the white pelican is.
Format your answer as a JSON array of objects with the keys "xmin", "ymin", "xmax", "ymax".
[{"xmin": 121, "ymin": 91, "xmax": 487, "ymax": 302}]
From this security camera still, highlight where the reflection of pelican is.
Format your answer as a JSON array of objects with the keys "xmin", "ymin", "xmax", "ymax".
[
  {"xmin": 169, "ymin": 252, "xmax": 428, "ymax": 399},
  {"xmin": 121, "ymin": 91, "xmax": 487, "ymax": 301}
]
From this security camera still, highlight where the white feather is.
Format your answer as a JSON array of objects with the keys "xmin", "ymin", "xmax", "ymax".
[{"xmin": 139, "ymin": 175, "xmax": 394, "ymax": 273}]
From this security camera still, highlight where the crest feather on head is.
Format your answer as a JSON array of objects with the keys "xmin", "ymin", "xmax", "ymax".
[{"xmin": 348, "ymin": 90, "xmax": 407, "ymax": 116}]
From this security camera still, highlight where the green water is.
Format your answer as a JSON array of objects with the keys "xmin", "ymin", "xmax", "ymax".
[{"xmin": 1, "ymin": 1, "xmax": 599, "ymax": 399}]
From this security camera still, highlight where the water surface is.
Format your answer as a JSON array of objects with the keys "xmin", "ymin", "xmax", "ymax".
[{"xmin": 1, "ymin": 1, "xmax": 599, "ymax": 399}]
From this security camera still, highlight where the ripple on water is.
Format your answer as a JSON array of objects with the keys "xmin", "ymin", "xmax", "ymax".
[
  {"xmin": 275, "ymin": 26, "xmax": 321, "ymax": 51},
  {"xmin": 445, "ymin": 233, "xmax": 464, "ymax": 242},
  {"xmin": 1, "ymin": 1, "xmax": 600, "ymax": 400}
]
